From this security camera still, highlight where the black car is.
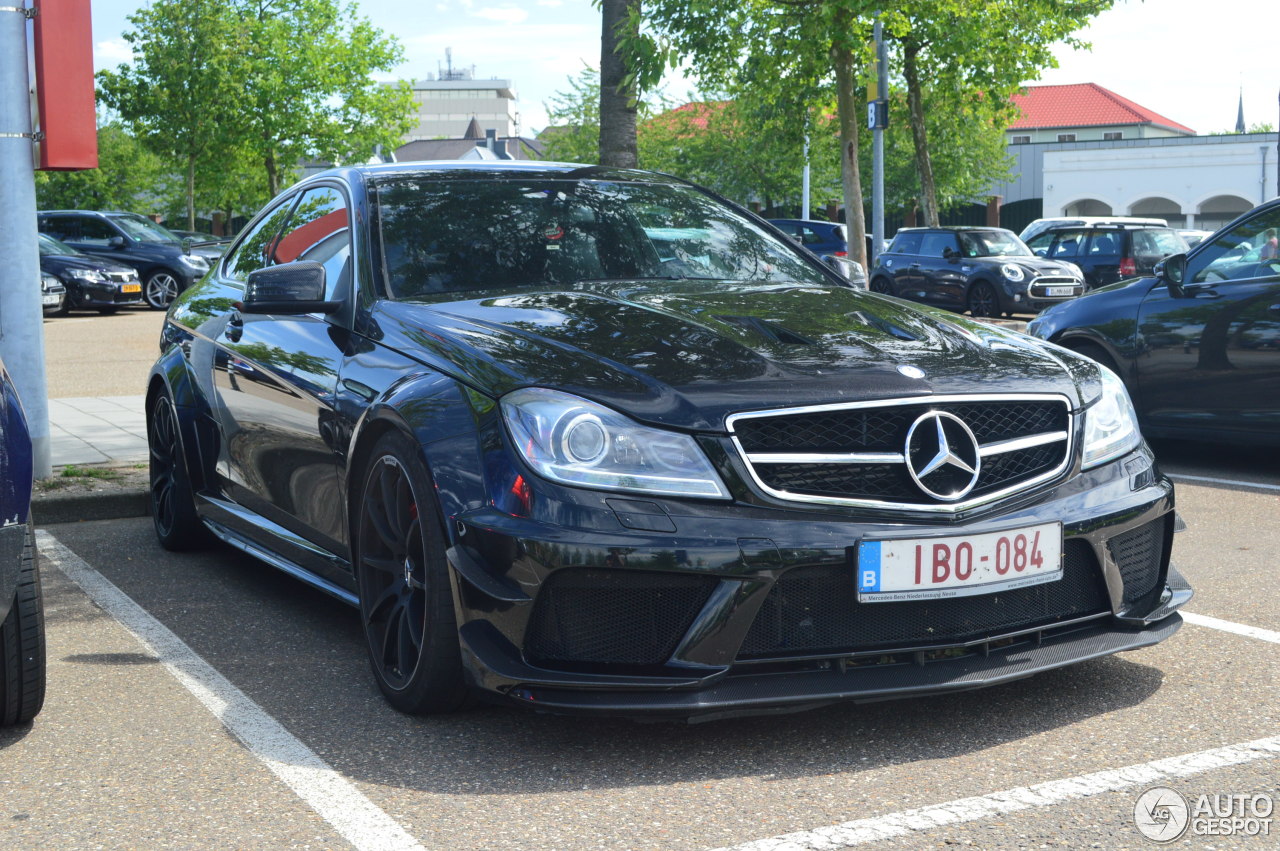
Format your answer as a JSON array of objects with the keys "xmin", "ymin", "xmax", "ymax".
[
  {"xmin": 147, "ymin": 162, "xmax": 1189, "ymax": 719},
  {"xmin": 0, "ymin": 354, "xmax": 45, "ymax": 725},
  {"xmin": 36, "ymin": 211, "xmax": 216, "ymax": 310},
  {"xmin": 1024, "ymin": 224, "xmax": 1187, "ymax": 290},
  {"xmin": 1028, "ymin": 199, "xmax": 1280, "ymax": 446},
  {"xmin": 870, "ymin": 227, "xmax": 1085, "ymax": 317},
  {"xmin": 37, "ymin": 234, "xmax": 143, "ymax": 314}
]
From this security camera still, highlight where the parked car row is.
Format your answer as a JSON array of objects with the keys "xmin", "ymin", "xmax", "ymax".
[{"xmin": 36, "ymin": 210, "xmax": 227, "ymax": 312}]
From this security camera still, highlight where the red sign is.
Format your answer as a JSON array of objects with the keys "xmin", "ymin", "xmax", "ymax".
[{"xmin": 33, "ymin": 0, "xmax": 98, "ymax": 171}]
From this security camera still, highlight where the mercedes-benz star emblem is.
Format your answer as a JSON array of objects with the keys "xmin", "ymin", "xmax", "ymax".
[{"xmin": 904, "ymin": 411, "xmax": 982, "ymax": 501}]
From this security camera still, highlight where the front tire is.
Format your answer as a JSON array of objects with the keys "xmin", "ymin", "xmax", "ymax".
[
  {"xmin": 967, "ymin": 280, "xmax": 1001, "ymax": 318},
  {"xmin": 145, "ymin": 272, "xmax": 181, "ymax": 310},
  {"xmin": 870, "ymin": 277, "xmax": 894, "ymax": 295},
  {"xmin": 354, "ymin": 431, "xmax": 470, "ymax": 714},
  {"xmin": 0, "ymin": 521, "xmax": 46, "ymax": 726},
  {"xmin": 148, "ymin": 390, "xmax": 209, "ymax": 551}
]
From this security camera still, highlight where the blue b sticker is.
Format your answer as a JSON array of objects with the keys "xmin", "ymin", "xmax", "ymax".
[{"xmin": 858, "ymin": 541, "xmax": 881, "ymax": 592}]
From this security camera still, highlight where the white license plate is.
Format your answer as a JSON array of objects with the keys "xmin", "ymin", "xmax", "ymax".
[
  {"xmin": 42, "ymin": 294, "xmax": 60, "ymax": 306},
  {"xmin": 857, "ymin": 522, "xmax": 1062, "ymax": 602},
  {"xmin": 1045, "ymin": 286, "xmax": 1076, "ymax": 297}
]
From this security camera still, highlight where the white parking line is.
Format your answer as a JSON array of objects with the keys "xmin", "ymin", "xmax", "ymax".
[
  {"xmin": 1169, "ymin": 473, "xmax": 1280, "ymax": 493},
  {"xmin": 716, "ymin": 735, "xmax": 1280, "ymax": 851},
  {"xmin": 1182, "ymin": 611, "xmax": 1280, "ymax": 645},
  {"xmin": 37, "ymin": 530, "xmax": 425, "ymax": 851}
]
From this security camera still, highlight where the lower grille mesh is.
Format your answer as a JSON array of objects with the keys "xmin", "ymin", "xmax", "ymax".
[
  {"xmin": 1108, "ymin": 518, "xmax": 1166, "ymax": 606},
  {"xmin": 525, "ymin": 569, "xmax": 717, "ymax": 668},
  {"xmin": 738, "ymin": 540, "xmax": 1108, "ymax": 659}
]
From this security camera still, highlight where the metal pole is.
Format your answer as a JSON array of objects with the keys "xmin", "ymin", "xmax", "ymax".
[
  {"xmin": 0, "ymin": 2, "xmax": 52, "ymax": 477},
  {"xmin": 871, "ymin": 18, "xmax": 886, "ymax": 265},
  {"xmin": 801, "ymin": 132, "xmax": 811, "ymax": 220}
]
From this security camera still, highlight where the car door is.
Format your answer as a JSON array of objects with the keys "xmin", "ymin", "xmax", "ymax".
[
  {"xmin": 1135, "ymin": 208, "xmax": 1280, "ymax": 441},
  {"xmin": 916, "ymin": 231, "xmax": 963, "ymax": 306},
  {"xmin": 210, "ymin": 183, "xmax": 354, "ymax": 557},
  {"xmin": 879, "ymin": 231, "xmax": 922, "ymax": 295}
]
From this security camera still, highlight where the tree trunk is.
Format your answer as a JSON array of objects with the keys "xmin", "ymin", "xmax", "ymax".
[
  {"xmin": 265, "ymin": 147, "xmax": 279, "ymax": 197},
  {"xmin": 186, "ymin": 156, "xmax": 196, "ymax": 231},
  {"xmin": 902, "ymin": 43, "xmax": 939, "ymax": 227},
  {"xmin": 833, "ymin": 39, "xmax": 868, "ymax": 271},
  {"xmin": 599, "ymin": 0, "xmax": 639, "ymax": 168}
]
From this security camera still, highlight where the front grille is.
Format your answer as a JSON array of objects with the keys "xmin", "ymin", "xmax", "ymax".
[
  {"xmin": 524, "ymin": 569, "xmax": 717, "ymax": 668},
  {"xmin": 107, "ymin": 271, "xmax": 135, "ymax": 283},
  {"xmin": 738, "ymin": 540, "xmax": 1108, "ymax": 659},
  {"xmin": 1108, "ymin": 517, "xmax": 1167, "ymax": 606},
  {"xmin": 731, "ymin": 396, "xmax": 1071, "ymax": 509}
]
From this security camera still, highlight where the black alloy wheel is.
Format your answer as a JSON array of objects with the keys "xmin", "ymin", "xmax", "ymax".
[
  {"xmin": 147, "ymin": 390, "xmax": 208, "ymax": 551},
  {"xmin": 967, "ymin": 281, "xmax": 1001, "ymax": 318},
  {"xmin": 0, "ymin": 521, "xmax": 46, "ymax": 726},
  {"xmin": 355, "ymin": 431, "xmax": 470, "ymax": 714},
  {"xmin": 145, "ymin": 271, "xmax": 180, "ymax": 310},
  {"xmin": 870, "ymin": 277, "xmax": 894, "ymax": 295}
]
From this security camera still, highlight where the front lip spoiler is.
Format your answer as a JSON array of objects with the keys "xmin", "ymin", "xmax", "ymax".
[{"xmin": 487, "ymin": 615, "xmax": 1182, "ymax": 719}]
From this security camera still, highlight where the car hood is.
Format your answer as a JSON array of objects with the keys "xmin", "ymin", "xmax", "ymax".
[
  {"xmin": 971, "ymin": 256, "xmax": 1079, "ymax": 276},
  {"xmin": 40, "ymin": 254, "xmax": 136, "ymax": 276},
  {"xmin": 373, "ymin": 281, "xmax": 1090, "ymax": 431}
]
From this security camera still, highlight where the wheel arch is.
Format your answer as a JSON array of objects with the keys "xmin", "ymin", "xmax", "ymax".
[{"xmin": 146, "ymin": 351, "xmax": 214, "ymax": 494}]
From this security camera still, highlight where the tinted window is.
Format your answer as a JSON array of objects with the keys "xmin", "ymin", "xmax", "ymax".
[
  {"xmin": 957, "ymin": 230, "xmax": 1030, "ymax": 258},
  {"xmin": 374, "ymin": 178, "xmax": 829, "ymax": 297},
  {"xmin": 1047, "ymin": 229, "xmax": 1089, "ymax": 258},
  {"xmin": 919, "ymin": 232, "xmax": 957, "ymax": 258},
  {"xmin": 38, "ymin": 217, "xmax": 79, "ymax": 242},
  {"xmin": 75, "ymin": 216, "xmax": 124, "ymax": 247},
  {"xmin": 108, "ymin": 214, "xmax": 181, "ymax": 244},
  {"xmin": 223, "ymin": 198, "xmax": 297, "ymax": 283},
  {"xmin": 273, "ymin": 186, "xmax": 351, "ymax": 300},
  {"xmin": 1130, "ymin": 228, "xmax": 1186, "ymax": 258},
  {"xmin": 1086, "ymin": 231, "xmax": 1121, "ymax": 256},
  {"xmin": 889, "ymin": 232, "xmax": 922, "ymax": 254}
]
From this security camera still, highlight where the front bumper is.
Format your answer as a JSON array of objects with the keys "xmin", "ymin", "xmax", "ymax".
[
  {"xmin": 444, "ymin": 443, "xmax": 1190, "ymax": 718},
  {"xmin": 67, "ymin": 279, "xmax": 144, "ymax": 307},
  {"xmin": 1002, "ymin": 277, "xmax": 1085, "ymax": 315}
]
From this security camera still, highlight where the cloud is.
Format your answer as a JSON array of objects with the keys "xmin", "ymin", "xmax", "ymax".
[
  {"xmin": 537, "ymin": 0, "xmax": 563, "ymax": 6},
  {"xmin": 472, "ymin": 6, "xmax": 529, "ymax": 24},
  {"xmin": 94, "ymin": 39, "xmax": 133, "ymax": 66}
]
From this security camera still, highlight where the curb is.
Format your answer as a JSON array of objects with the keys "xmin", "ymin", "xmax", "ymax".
[{"xmin": 33, "ymin": 488, "xmax": 151, "ymax": 525}]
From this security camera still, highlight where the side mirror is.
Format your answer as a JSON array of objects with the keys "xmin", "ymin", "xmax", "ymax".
[
  {"xmin": 1155, "ymin": 252, "xmax": 1187, "ymax": 295},
  {"xmin": 1034, "ymin": 248, "xmax": 1047, "ymax": 257},
  {"xmin": 108, "ymin": 236, "xmax": 125, "ymax": 249},
  {"xmin": 242, "ymin": 261, "xmax": 339, "ymax": 314}
]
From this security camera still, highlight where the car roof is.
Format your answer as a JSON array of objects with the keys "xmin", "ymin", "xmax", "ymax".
[{"xmin": 893, "ymin": 226, "xmax": 1014, "ymax": 234}]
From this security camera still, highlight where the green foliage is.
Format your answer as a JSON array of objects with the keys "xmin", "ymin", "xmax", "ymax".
[
  {"xmin": 35, "ymin": 122, "xmax": 176, "ymax": 212},
  {"xmin": 541, "ymin": 66, "xmax": 604, "ymax": 164}
]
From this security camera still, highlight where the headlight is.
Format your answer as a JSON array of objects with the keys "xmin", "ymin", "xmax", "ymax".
[
  {"xmin": 1062, "ymin": 262, "xmax": 1084, "ymax": 279},
  {"xmin": 68, "ymin": 269, "xmax": 105, "ymax": 282},
  {"xmin": 1081, "ymin": 366, "xmax": 1141, "ymax": 469},
  {"xmin": 179, "ymin": 254, "xmax": 209, "ymax": 271},
  {"xmin": 1000, "ymin": 263, "xmax": 1026, "ymax": 282},
  {"xmin": 501, "ymin": 387, "xmax": 731, "ymax": 499}
]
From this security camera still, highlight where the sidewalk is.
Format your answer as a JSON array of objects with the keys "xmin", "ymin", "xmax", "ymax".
[{"xmin": 48, "ymin": 395, "xmax": 149, "ymax": 467}]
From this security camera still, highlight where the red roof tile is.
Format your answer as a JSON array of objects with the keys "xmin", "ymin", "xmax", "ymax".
[{"xmin": 1010, "ymin": 83, "xmax": 1194, "ymax": 135}]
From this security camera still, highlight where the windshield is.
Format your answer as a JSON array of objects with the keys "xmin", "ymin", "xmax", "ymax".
[
  {"xmin": 38, "ymin": 234, "xmax": 81, "ymax": 256},
  {"xmin": 957, "ymin": 230, "xmax": 1032, "ymax": 258},
  {"xmin": 108, "ymin": 214, "xmax": 181, "ymax": 244},
  {"xmin": 373, "ymin": 177, "xmax": 830, "ymax": 297}
]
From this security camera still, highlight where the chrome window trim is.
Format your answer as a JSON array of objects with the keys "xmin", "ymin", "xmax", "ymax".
[{"xmin": 726, "ymin": 393, "xmax": 1075, "ymax": 514}]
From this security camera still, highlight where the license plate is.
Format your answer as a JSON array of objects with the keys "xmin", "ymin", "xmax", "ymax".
[
  {"xmin": 42, "ymin": 294, "xmax": 60, "ymax": 305},
  {"xmin": 857, "ymin": 522, "xmax": 1062, "ymax": 602},
  {"xmin": 1045, "ymin": 286, "xmax": 1075, "ymax": 296},
  {"xmin": 121, "ymin": 283, "xmax": 141, "ymax": 293}
]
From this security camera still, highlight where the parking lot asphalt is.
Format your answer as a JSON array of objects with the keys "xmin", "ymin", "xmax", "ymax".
[{"xmin": 5, "ymin": 452, "xmax": 1278, "ymax": 850}]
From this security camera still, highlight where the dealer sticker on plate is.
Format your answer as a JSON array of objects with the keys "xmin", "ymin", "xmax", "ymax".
[{"xmin": 857, "ymin": 521, "xmax": 1062, "ymax": 602}]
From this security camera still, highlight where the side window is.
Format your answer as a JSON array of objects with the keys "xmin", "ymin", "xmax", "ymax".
[
  {"xmin": 223, "ymin": 199, "xmax": 296, "ymax": 283},
  {"xmin": 799, "ymin": 227, "xmax": 824, "ymax": 246},
  {"xmin": 1025, "ymin": 232, "xmax": 1054, "ymax": 255},
  {"xmin": 919, "ymin": 232, "xmax": 956, "ymax": 258},
  {"xmin": 1049, "ymin": 229, "xmax": 1088, "ymax": 258},
  {"xmin": 889, "ymin": 232, "xmax": 922, "ymax": 254},
  {"xmin": 1087, "ymin": 231, "xmax": 1119, "ymax": 256},
  {"xmin": 39, "ymin": 216, "xmax": 76, "ymax": 241},
  {"xmin": 77, "ymin": 217, "xmax": 121, "ymax": 247},
  {"xmin": 1189, "ymin": 208, "xmax": 1280, "ymax": 284},
  {"xmin": 272, "ymin": 186, "xmax": 351, "ymax": 301}
]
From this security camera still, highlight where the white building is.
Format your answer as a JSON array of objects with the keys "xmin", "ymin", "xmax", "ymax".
[{"xmin": 407, "ymin": 76, "xmax": 518, "ymax": 141}]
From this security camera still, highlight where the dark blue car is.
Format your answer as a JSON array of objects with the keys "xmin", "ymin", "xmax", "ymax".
[
  {"xmin": 1028, "ymin": 198, "xmax": 1280, "ymax": 445},
  {"xmin": 0, "ymin": 355, "xmax": 45, "ymax": 725}
]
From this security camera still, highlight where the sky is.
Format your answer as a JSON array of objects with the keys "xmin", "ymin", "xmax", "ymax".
[{"xmin": 88, "ymin": 0, "xmax": 1276, "ymax": 137}]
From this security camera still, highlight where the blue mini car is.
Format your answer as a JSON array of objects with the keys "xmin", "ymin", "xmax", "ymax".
[{"xmin": 0, "ymin": 355, "xmax": 45, "ymax": 725}]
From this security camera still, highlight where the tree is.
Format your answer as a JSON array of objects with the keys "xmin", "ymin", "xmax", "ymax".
[
  {"xmin": 97, "ymin": 0, "xmax": 247, "ymax": 230},
  {"xmin": 599, "ymin": 0, "xmax": 640, "ymax": 167},
  {"xmin": 34, "ymin": 122, "xmax": 176, "ymax": 213},
  {"xmin": 888, "ymin": 0, "xmax": 1114, "ymax": 226},
  {"xmin": 542, "ymin": 66, "xmax": 603, "ymax": 164},
  {"xmin": 235, "ymin": 0, "xmax": 415, "ymax": 196},
  {"xmin": 623, "ymin": 0, "xmax": 876, "ymax": 269}
]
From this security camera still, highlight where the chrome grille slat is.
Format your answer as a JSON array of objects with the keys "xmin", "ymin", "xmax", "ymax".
[{"xmin": 727, "ymin": 394, "xmax": 1074, "ymax": 513}]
